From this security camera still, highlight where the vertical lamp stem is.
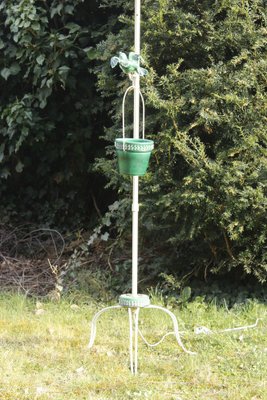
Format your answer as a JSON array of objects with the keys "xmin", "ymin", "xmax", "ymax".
[{"xmin": 132, "ymin": 0, "xmax": 141, "ymax": 297}]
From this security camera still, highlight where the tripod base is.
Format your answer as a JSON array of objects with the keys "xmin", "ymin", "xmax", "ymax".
[{"xmin": 88, "ymin": 297, "xmax": 196, "ymax": 374}]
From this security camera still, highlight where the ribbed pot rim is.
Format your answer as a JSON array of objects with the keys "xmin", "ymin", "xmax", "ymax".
[{"xmin": 115, "ymin": 138, "xmax": 154, "ymax": 152}]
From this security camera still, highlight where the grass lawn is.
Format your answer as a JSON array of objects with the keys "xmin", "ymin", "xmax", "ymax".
[{"xmin": 0, "ymin": 293, "xmax": 266, "ymax": 400}]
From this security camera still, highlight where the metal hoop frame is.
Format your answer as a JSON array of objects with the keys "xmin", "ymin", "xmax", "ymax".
[{"xmin": 122, "ymin": 85, "xmax": 146, "ymax": 150}]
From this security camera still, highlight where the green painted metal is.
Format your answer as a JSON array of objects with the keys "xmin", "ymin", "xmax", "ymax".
[
  {"xmin": 119, "ymin": 293, "xmax": 150, "ymax": 308},
  {"xmin": 115, "ymin": 138, "xmax": 154, "ymax": 176},
  {"xmin": 110, "ymin": 52, "xmax": 148, "ymax": 76}
]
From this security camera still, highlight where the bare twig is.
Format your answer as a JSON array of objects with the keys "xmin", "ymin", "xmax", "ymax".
[
  {"xmin": 223, "ymin": 229, "xmax": 236, "ymax": 260},
  {"xmin": 91, "ymin": 192, "xmax": 102, "ymax": 219},
  {"xmin": 0, "ymin": 226, "xmax": 67, "ymax": 296}
]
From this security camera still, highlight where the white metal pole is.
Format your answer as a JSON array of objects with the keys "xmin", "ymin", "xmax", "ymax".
[{"xmin": 132, "ymin": 0, "xmax": 141, "ymax": 297}]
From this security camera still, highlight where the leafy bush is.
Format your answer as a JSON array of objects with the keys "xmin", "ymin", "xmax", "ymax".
[
  {"xmin": 1, "ymin": 0, "xmax": 266, "ymax": 284},
  {"xmin": 92, "ymin": 0, "xmax": 267, "ymax": 282},
  {"xmin": 0, "ymin": 0, "xmax": 112, "ymax": 226}
]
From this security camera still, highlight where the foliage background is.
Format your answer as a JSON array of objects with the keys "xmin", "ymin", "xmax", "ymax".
[
  {"xmin": 91, "ymin": 0, "xmax": 267, "ymax": 283},
  {"xmin": 0, "ymin": 0, "xmax": 266, "ymax": 285},
  {"xmin": 0, "ymin": 0, "xmax": 114, "ymax": 226}
]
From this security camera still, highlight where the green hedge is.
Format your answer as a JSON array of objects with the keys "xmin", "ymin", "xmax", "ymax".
[
  {"xmin": 93, "ymin": 0, "xmax": 267, "ymax": 282},
  {"xmin": 1, "ymin": 0, "xmax": 266, "ymax": 283},
  {"xmin": 0, "ymin": 0, "xmax": 113, "ymax": 226}
]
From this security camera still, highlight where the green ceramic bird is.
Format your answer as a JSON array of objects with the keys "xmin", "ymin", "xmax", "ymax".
[{"xmin": 110, "ymin": 52, "xmax": 148, "ymax": 76}]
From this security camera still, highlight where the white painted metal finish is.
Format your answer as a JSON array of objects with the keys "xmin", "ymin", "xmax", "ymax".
[
  {"xmin": 132, "ymin": 0, "xmax": 141, "ymax": 297},
  {"xmin": 128, "ymin": 308, "xmax": 134, "ymax": 373},
  {"xmin": 132, "ymin": 178, "xmax": 139, "ymax": 296},
  {"xmin": 133, "ymin": 0, "xmax": 141, "ymax": 140},
  {"xmin": 134, "ymin": 308, "xmax": 140, "ymax": 373},
  {"xmin": 121, "ymin": 86, "xmax": 146, "ymax": 150},
  {"xmin": 88, "ymin": 305, "xmax": 196, "ymax": 374},
  {"xmin": 87, "ymin": 305, "xmax": 122, "ymax": 349},
  {"xmin": 143, "ymin": 305, "xmax": 196, "ymax": 355}
]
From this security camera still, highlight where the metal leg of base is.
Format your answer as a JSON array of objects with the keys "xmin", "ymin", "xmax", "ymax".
[
  {"xmin": 144, "ymin": 305, "xmax": 196, "ymax": 355},
  {"xmin": 128, "ymin": 307, "xmax": 140, "ymax": 374},
  {"xmin": 128, "ymin": 308, "xmax": 134, "ymax": 374},
  {"xmin": 134, "ymin": 308, "xmax": 140, "ymax": 373},
  {"xmin": 88, "ymin": 305, "xmax": 122, "ymax": 349},
  {"xmin": 88, "ymin": 302, "xmax": 195, "ymax": 375}
]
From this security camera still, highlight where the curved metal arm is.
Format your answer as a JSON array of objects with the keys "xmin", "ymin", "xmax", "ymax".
[{"xmin": 122, "ymin": 86, "xmax": 146, "ymax": 150}]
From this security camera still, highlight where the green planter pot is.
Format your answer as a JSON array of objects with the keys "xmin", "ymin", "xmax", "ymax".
[{"xmin": 115, "ymin": 138, "xmax": 154, "ymax": 176}]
